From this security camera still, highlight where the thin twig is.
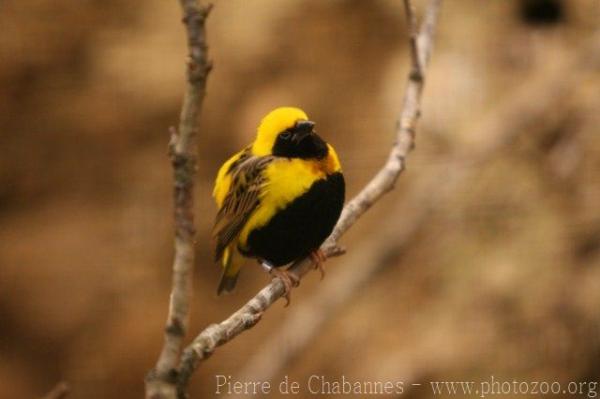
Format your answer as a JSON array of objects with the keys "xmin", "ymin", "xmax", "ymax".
[
  {"xmin": 145, "ymin": 1, "xmax": 212, "ymax": 399},
  {"xmin": 403, "ymin": 0, "xmax": 422, "ymax": 81},
  {"xmin": 174, "ymin": 0, "xmax": 443, "ymax": 396},
  {"xmin": 325, "ymin": 0, "xmax": 440, "ymax": 244}
]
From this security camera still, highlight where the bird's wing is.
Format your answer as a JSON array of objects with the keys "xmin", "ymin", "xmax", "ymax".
[
  {"xmin": 212, "ymin": 155, "xmax": 274, "ymax": 261},
  {"xmin": 213, "ymin": 146, "xmax": 251, "ymax": 207}
]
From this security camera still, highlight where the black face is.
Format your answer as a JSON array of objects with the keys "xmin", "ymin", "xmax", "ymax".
[{"xmin": 272, "ymin": 120, "xmax": 329, "ymax": 160}]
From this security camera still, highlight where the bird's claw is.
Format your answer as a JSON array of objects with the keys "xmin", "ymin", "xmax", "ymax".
[
  {"xmin": 310, "ymin": 249, "xmax": 327, "ymax": 280},
  {"xmin": 269, "ymin": 268, "xmax": 299, "ymax": 307}
]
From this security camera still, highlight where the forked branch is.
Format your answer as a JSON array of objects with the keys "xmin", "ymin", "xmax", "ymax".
[{"xmin": 174, "ymin": 0, "xmax": 443, "ymax": 397}]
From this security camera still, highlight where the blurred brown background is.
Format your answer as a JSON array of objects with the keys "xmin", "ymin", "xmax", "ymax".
[{"xmin": 1, "ymin": 0, "xmax": 600, "ymax": 398}]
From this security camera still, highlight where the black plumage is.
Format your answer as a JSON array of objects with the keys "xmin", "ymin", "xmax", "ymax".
[{"xmin": 242, "ymin": 172, "xmax": 345, "ymax": 266}]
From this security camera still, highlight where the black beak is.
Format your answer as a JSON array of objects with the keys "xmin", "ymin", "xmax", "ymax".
[{"xmin": 292, "ymin": 120, "xmax": 315, "ymax": 143}]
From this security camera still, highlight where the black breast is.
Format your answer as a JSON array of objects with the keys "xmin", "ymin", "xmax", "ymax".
[{"xmin": 244, "ymin": 172, "xmax": 345, "ymax": 266}]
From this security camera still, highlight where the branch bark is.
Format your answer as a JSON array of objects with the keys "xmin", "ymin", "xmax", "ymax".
[
  {"xmin": 174, "ymin": 0, "xmax": 443, "ymax": 396},
  {"xmin": 145, "ymin": 1, "xmax": 212, "ymax": 399}
]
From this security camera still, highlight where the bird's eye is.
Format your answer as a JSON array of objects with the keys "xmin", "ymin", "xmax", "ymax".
[{"xmin": 279, "ymin": 131, "xmax": 291, "ymax": 140}]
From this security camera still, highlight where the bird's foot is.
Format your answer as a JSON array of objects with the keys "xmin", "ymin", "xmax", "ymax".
[
  {"xmin": 260, "ymin": 260, "xmax": 299, "ymax": 307},
  {"xmin": 310, "ymin": 249, "xmax": 327, "ymax": 280},
  {"xmin": 270, "ymin": 268, "xmax": 299, "ymax": 307}
]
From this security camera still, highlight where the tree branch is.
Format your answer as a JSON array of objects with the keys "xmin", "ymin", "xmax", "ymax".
[
  {"xmin": 145, "ymin": 1, "xmax": 212, "ymax": 399},
  {"xmin": 236, "ymin": 32, "xmax": 600, "ymax": 382},
  {"xmin": 236, "ymin": 188, "xmax": 431, "ymax": 389},
  {"xmin": 174, "ymin": 0, "xmax": 443, "ymax": 396}
]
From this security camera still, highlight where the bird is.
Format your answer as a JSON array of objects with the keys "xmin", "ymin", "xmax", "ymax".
[{"xmin": 212, "ymin": 106, "xmax": 345, "ymax": 302}]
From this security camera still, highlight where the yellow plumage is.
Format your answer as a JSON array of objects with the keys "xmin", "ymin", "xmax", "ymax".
[{"xmin": 212, "ymin": 106, "xmax": 344, "ymax": 294}]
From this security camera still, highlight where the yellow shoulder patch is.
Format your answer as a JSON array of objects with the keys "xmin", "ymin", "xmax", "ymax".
[{"xmin": 323, "ymin": 143, "xmax": 342, "ymax": 174}]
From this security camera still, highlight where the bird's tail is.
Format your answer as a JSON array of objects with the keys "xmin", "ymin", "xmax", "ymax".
[{"xmin": 217, "ymin": 245, "xmax": 243, "ymax": 295}]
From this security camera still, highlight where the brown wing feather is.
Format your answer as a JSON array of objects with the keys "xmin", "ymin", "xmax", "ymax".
[{"xmin": 212, "ymin": 155, "xmax": 274, "ymax": 261}]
